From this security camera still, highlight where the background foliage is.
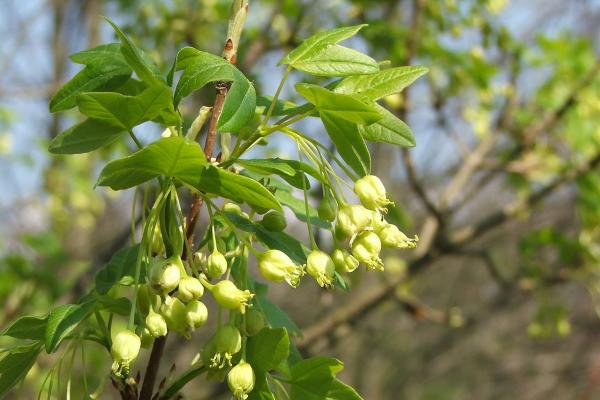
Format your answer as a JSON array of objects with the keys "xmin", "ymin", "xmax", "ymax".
[{"xmin": 2, "ymin": 0, "xmax": 600, "ymax": 398}]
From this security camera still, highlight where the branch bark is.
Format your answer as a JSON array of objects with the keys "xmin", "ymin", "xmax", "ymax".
[{"xmin": 138, "ymin": 2, "xmax": 249, "ymax": 399}]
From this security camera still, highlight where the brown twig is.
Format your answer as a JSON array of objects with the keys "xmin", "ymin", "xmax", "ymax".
[{"xmin": 138, "ymin": 2, "xmax": 249, "ymax": 399}]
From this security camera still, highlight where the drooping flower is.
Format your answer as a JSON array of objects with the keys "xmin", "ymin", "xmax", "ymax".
[
  {"xmin": 306, "ymin": 250, "xmax": 335, "ymax": 288},
  {"xmin": 258, "ymin": 249, "xmax": 305, "ymax": 288},
  {"xmin": 354, "ymin": 175, "xmax": 393, "ymax": 212}
]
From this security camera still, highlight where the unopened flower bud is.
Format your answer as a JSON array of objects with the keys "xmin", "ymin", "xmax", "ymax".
[
  {"xmin": 211, "ymin": 280, "xmax": 254, "ymax": 314},
  {"xmin": 140, "ymin": 327, "xmax": 154, "ymax": 349},
  {"xmin": 111, "ymin": 329, "xmax": 141, "ymax": 376},
  {"xmin": 185, "ymin": 299, "xmax": 208, "ymax": 329},
  {"xmin": 145, "ymin": 308, "xmax": 168, "ymax": 338},
  {"xmin": 244, "ymin": 308, "xmax": 265, "ymax": 336},
  {"xmin": 228, "ymin": 361, "xmax": 255, "ymax": 400},
  {"xmin": 260, "ymin": 210, "xmax": 287, "ymax": 231},
  {"xmin": 223, "ymin": 202, "xmax": 243, "ymax": 216},
  {"xmin": 160, "ymin": 295, "xmax": 188, "ymax": 335},
  {"xmin": 370, "ymin": 210, "xmax": 387, "ymax": 232},
  {"xmin": 177, "ymin": 276, "xmax": 205, "ymax": 302},
  {"xmin": 336, "ymin": 204, "xmax": 372, "ymax": 238},
  {"xmin": 258, "ymin": 249, "xmax": 305, "ymax": 288},
  {"xmin": 203, "ymin": 325, "xmax": 242, "ymax": 370},
  {"xmin": 317, "ymin": 197, "xmax": 337, "ymax": 222},
  {"xmin": 306, "ymin": 250, "xmax": 335, "ymax": 288},
  {"xmin": 354, "ymin": 175, "xmax": 393, "ymax": 211},
  {"xmin": 377, "ymin": 224, "xmax": 418, "ymax": 249},
  {"xmin": 351, "ymin": 231, "xmax": 383, "ymax": 271},
  {"xmin": 136, "ymin": 284, "xmax": 151, "ymax": 315},
  {"xmin": 207, "ymin": 250, "xmax": 228, "ymax": 279},
  {"xmin": 151, "ymin": 223, "xmax": 165, "ymax": 255},
  {"xmin": 192, "ymin": 251, "xmax": 207, "ymax": 272},
  {"xmin": 332, "ymin": 249, "xmax": 359, "ymax": 273},
  {"xmin": 148, "ymin": 258, "xmax": 181, "ymax": 293}
]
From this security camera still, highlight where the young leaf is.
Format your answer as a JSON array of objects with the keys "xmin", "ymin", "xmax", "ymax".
[
  {"xmin": 321, "ymin": 113, "xmax": 371, "ymax": 177},
  {"xmin": 173, "ymin": 48, "xmax": 256, "ymax": 132},
  {"xmin": 96, "ymin": 136, "xmax": 207, "ymax": 190},
  {"xmin": 95, "ymin": 244, "xmax": 141, "ymax": 294},
  {"xmin": 333, "ymin": 66, "xmax": 428, "ymax": 100},
  {"xmin": 48, "ymin": 119, "xmax": 124, "ymax": 154},
  {"xmin": 274, "ymin": 190, "xmax": 330, "ymax": 228},
  {"xmin": 76, "ymin": 83, "xmax": 179, "ymax": 130},
  {"xmin": 359, "ymin": 104, "xmax": 415, "ymax": 147},
  {"xmin": 236, "ymin": 158, "xmax": 312, "ymax": 189},
  {"xmin": 0, "ymin": 315, "xmax": 47, "ymax": 341},
  {"xmin": 290, "ymin": 45, "xmax": 379, "ymax": 77},
  {"xmin": 0, "ymin": 343, "xmax": 42, "ymax": 398},
  {"xmin": 325, "ymin": 379, "xmax": 364, "ymax": 400},
  {"xmin": 190, "ymin": 166, "xmax": 282, "ymax": 212},
  {"xmin": 290, "ymin": 357, "xmax": 344, "ymax": 400},
  {"xmin": 246, "ymin": 328, "xmax": 290, "ymax": 372},
  {"xmin": 49, "ymin": 43, "xmax": 132, "ymax": 112},
  {"xmin": 218, "ymin": 68, "xmax": 257, "ymax": 132},
  {"xmin": 45, "ymin": 300, "xmax": 97, "ymax": 353},
  {"xmin": 248, "ymin": 372, "xmax": 276, "ymax": 400},
  {"xmin": 105, "ymin": 18, "xmax": 164, "ymax": 84},
  {"xmin": 280, "ymin": 25, "xmax": 367, "ymax": 66},
  {"xmin": 251, "ymin": 281, "xmax": 302, "ymax": 336},
  {"xmin": 295, "ymin": 84, "xmax": 381, "ymax": 125}
]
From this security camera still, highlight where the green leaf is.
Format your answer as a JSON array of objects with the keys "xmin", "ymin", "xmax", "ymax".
[
  {"xmin": 246, "ymin": 328, "xmax": 290, "ymax": 372},
  {"xmin": 236, "ymin": 158, "xmax": 311, "ymax": 189},
  {"xmin": 97, "ymin": 136, "xmax": 207, "ymax": 189},
  {"xmin": 252, "ymin": 281, "xmax": 302, "ymax": 336},
  {"xmin": 218, "ymin": 68, "xmax": 257, "ymax": 132},
  {"xmin": 77, "ymin": 83, "xmax": 179, "ymax": 130},
  {"xmin": 97, "ymin": 296, "xmax": 132, "ymax": 316},
  {"xmin": 97, "ymin": 138, "xmax": 280, "ymax": 211},
  {"xmin": 49, "ymin": 43, "xmax": 131, "ymax": 112},
  {"xmin": 359, "ymin": 104, "xmax": 415, "ymax": 147},
  {"xmin": 295, "ymin": 84, "xmax": 381, "ymax": 125},
  {"xmin": 321, "ymin": 113, "xmax": 371, "ymax": 177},
  {"xmin": 325, "ymin": 379, "xmax": 364, "ymax": 400},
  {"xmin": 173, "ymin": 48, "xmax": 256, "ymax": 132},
  {"xmin": 257, "ymin": 96, "xmax": 304, "ymax": 117},
  {"xmin": 248, "ymin": 372, "xmax": 276, "ymax": 400},
  {"xmin": 290, "ymin": 358, "xmax": 344, "ymax": 400},
  {"xmin": 191, "ymin": 166, "xmax": 282, "ymax": 212},
  {"xmin": 105, "ymin": 18, "xmax": 163, "ymax": 84},
  {"xmin": 290, "ymin": 45, "xmax": 379, "ymax": 77},
  {"xmin": 275, "ymin": 190, "xmax": 330, "ymax": 228},
  {"xmin": 333, "ymin": 66, "xmax": 428, "ymax": 100},
  {"xmin": 0, "ymin": 343, "xmax": 42, "ymax": 397},
  {"xmin": 280, "ymin": 25, "xmax": 367, "ymax": 66},
  {"xmin": 95, "ymin": 244, "xmax": 141, "ymax": 294},
  {"xmin": 1, "ymin": 315, "xmax": 47, "ymax": 341},
  {"xmin": 45, "ymin": 300, "xmax": 97, "ymax": 353},
  {"xmin": 48, "ymin": 119, "xmax": 124, "ymax": 154}
]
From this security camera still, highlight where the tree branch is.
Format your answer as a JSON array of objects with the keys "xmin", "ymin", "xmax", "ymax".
[{"xmin": 138, "ymin": 2, "xmax": 249, "ymax": 399}]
